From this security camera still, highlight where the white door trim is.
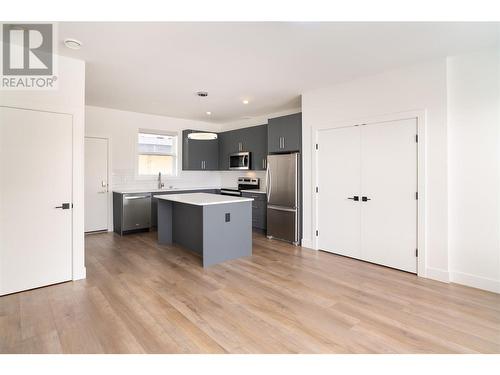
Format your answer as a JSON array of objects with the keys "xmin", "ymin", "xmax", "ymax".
[
  {"xmin": 85, "ymin": 135, "xmax": 112, "ymax": 232},
  {"xmin": 312, "ymin": 109, "xmax": 427, "ymax": 278}
]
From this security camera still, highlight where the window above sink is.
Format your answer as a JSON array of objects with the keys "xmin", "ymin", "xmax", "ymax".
[{"xmin": 137, "ymin": 130, "xmax": 178, "ymax": 177}]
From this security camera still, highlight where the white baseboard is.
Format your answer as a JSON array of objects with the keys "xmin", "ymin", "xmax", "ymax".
[
  {"xmin": 450, "ymin": 271, "xmax": 500, "ymax": 294},
  {"xmin": 73, "ymin": 266, "xmax": 86, "ymax": 281},
  {"xmin": 425, "ymin": 267, "xmax": 450, "ymax": 283},
  {"xmin": 301, "ymin": 238, "xmax": 314, "ymax": 249}
]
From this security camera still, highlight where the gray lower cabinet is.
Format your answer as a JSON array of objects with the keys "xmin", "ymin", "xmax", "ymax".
[
  {"xmin": 242, "ymin": 192, "xmax": 267, "ymax": 230},
  {"xmin": 268, "ymin": 113, "xmax": 302, "ymax": 153},
  {"xmin": 150, "ymin": 189, "xmax": 219, "ymax": 227},
  {"xmin": 113, "ymin": 192, "xmax": 152, "ymax": 235},
  {"xmin": 182, "ymin": 130, "xmax": 219, "ymax": 170},
  {"xmin": 114, "ymin": 189, "xmax": 219, "ymax": 234}
]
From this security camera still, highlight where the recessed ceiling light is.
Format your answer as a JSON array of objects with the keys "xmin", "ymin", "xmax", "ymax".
[
  {"xmin": 64, "ymin": 38, "xmax": 82, "ymax": 50},
  {"xmin": 206, "ymin": 111, "xmax": 212, "ymax": 115},
  {"xmin": 242, "ymin": 100, "xmax": 249, "ymax": 104}
]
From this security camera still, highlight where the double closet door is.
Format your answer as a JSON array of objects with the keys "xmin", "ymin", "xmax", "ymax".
[{"xmin": 318, "ymin": 118, "xmax": 417, "ymax": 273}]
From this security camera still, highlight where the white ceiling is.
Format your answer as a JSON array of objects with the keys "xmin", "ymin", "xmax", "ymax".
[{"xmin": 58, "ymin": 22, "xmax": 499, "ymax": 123}]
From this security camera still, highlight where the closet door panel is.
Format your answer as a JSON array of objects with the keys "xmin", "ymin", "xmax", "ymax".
[
  {"xmin": 360, "ymin": 119, "xmax": 418, "ymax": 273},
  {"xmin": 318, "ymin": 126, "xmax": 361, "ymax": 259}
]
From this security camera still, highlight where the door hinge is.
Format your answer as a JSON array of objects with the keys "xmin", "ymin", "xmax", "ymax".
[
  {"xmin": 315, "ymin": 186, "xmax": 319, "ymax": 193},
  {"xmin": 415, "ymin": 192, "xmax": 418, "ymax": 200},
  {"xmin": 415, "ymin": 134, "xmax": 418, "ymax": 143},
  {"xmin": 415, "ymin": 248, "xmax": 418, "ymax": 257},
  {"xmin": 316, "ymin": 230, "xmax": 319, "ymax": 237},
  {"xmin": 315, "ymin": 143, "xmax": 319, "ymax": 150}
]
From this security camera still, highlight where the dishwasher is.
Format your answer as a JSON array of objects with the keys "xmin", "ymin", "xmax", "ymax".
[{"xmin": 121, "ymin": 193, "xmax": 152, "ymax": 232}]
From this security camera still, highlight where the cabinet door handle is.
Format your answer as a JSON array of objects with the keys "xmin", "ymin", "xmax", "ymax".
[
  {"xmin": 347, "ymin": 196, "xmax": 359, "ymax": 201},
  {"xmin": 282, "ymin": 137, "xmax": 285, "ymax": 149},
  {"xmin": 201, "ymin": 161, "xmax": 204, "ymax": 169}
]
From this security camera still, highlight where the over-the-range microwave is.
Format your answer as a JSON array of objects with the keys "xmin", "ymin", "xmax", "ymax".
[{"xmin": 229, "ymin": 152, "xmax": 250, "ymax": 170}]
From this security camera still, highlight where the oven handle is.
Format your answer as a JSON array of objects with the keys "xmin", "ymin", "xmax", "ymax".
[{"xmin": 220, "ymin": 190, "xmax": 242, "ymax": 197}]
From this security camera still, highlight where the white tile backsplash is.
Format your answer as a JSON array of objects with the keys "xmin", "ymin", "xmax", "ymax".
[{"xmin": 220, "ymin": 170, "xmax": 267, "ymax": 189}]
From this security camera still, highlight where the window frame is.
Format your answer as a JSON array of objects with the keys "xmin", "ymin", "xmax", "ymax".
[{"xmin": 136, "ymin": 129, "xmax": 179, "ymax": 178}]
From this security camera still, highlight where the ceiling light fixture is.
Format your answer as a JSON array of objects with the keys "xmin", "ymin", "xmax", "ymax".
[
  {"xmin": 188, "ymin": 132, "xmax": 218, "ymax": 140},
  {"xmin": 206, "ymin": 111, "xmax": 212, "ymax": 115},
  {"xmin": 64, "ymin": 38, "xmax": 82, "ymax": 50},
  {"xmin": 242, "ymin": 100, "xmax": 249, "ymax": 104}
]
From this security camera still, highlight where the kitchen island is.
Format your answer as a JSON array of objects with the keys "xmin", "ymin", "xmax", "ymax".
[{"xmin": 155, "ymin": 193, "xmax": 253, "ymax": 267}]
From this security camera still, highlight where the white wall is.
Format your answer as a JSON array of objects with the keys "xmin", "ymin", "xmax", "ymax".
[
  {"xmin": 302, "ymin": 60, "xmax": 449, "ymax": 281},
  {"xmin": 85, "ymin": 105, "xmax": 223, "ymax": 191},
  {"xmin": 447, "ymin": 50, "xmax": 500, "ymax": 293},
  {"xmin": 0, "ymin": 55, "xmax": 86, "ymax": 280},
  {"xmin": 218, "ymin": 107, "xmax": 300, "ymax": 131},
  {"xmin": 302, "ymin": 49, "xmax": 500, "ymax": 292}
]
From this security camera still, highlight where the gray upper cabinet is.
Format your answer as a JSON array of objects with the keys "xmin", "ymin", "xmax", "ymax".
[
  {"xmin": 218, "ymin": 124, "xmax": 267, "ymax": 170},
  {"xmin": 245, "ymin": 125, "xmax": 267, "ymax": 170},
  {"xmin": 268, "ymin": 113, "xmax": 302, "ymax": 153},
  {"xmin": 218, "ymin": 131, "xmax": 234, "ymax": 170},
  {"xmin": 182, "ymin": 130, "xmax": 219, "ymax": 170}
]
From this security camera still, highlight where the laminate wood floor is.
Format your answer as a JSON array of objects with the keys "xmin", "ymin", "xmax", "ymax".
[{"xmin": 1, "ymin": 231, "xmax": 499, "ymax": 353}]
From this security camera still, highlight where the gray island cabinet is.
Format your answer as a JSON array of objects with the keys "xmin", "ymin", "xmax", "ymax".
[{"xmin": 156, "ymin": 193, "xmax": 253, "ymax": 267}]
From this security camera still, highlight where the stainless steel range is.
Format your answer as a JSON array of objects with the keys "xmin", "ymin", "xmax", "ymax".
[{"xmin": 220, "ymin": 177, "xmax": 260, "ymax": 196}]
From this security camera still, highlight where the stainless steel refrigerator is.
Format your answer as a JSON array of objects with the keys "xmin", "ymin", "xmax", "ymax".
[{"xmin": 266, "ymin": 153, "xmax": 300, "ymax": 245}]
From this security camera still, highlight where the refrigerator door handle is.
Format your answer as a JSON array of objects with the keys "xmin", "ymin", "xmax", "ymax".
[
  {"xmin": 268, "ymin": 205, "xmax": 296, "ymax": 212},
  {"xmin": 266, "ymin": 159, "xmax": 271, "ymax": 201}
]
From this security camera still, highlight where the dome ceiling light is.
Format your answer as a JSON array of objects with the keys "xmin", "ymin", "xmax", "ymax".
[{"xmin": 188, "ymin": 132, "xmax": 218, "ymax": 140}]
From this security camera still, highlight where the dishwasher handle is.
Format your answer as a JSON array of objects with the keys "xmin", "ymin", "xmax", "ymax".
[{"xmin": 124, "ymin": 195, "xmax": 150, "ymax": 200}]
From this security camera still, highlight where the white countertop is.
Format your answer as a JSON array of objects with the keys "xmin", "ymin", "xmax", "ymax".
[
  {"xmin": 113, "ymin": 186, "xmax": 219, "ymax": 194},
  {"xmin": 155, "ymin": 192, "xmax": 253, "ymax": 206},
  {"xmin": 113, "ymin": 186, "xmax": 267, "ymax": 195}
]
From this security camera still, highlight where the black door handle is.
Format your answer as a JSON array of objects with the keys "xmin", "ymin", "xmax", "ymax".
[
  {"xmin": 348, "ymin": 196, "xmax": 359, "ymax": 201},
  {"xmin": 55, "ymin": 203, "xmax": 71, "ymax": 209},
  {"xmin": 362, "ymin": 196, "xmax": 371, "ymax": 202}
]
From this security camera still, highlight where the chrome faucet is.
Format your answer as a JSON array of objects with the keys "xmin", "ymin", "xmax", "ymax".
[{"xmin": 158, "ymin": 172, "xmax": 165, "ymax": 189}]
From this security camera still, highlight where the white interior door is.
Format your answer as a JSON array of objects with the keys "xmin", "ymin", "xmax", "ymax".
[
  {"xmin": 317, "ymin": 118, "xmax": 417, "ymax": 273},
  {"xmin": 84, "ymin": 137, "xmax": 108, "ymax": 232},
  {"xmin": 0, "ymin": 107, "xmax": 73, "ymax": 295},
  {"xmin": 360, "ymin": 119, "xmax": 417, "ymax": 273},
  {"xmin": 317, "ymin": 126, "xmax": 361, "ymax": 259}
]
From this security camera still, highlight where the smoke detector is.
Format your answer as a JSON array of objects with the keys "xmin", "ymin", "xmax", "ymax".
[
  {"xmin": 196, "ymin": 91, "xmax": 208, "ymax": 97},
  {"xmin": 64, "ymin": 38, "xmax": 82, "ymax": 50}
]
